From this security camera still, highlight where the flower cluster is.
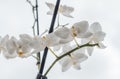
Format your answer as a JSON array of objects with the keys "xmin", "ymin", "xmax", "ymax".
[
  {"xmin": 0, "ymin": 20, "xmax": 106, "ymax": 71},
  {"xmin": 44, "ymin": 2, "xmax": 106, "ymax": 72}
]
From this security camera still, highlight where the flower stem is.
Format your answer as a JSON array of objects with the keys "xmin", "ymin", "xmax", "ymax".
[
  {"xmin": 44, "ymin": 43, "xmax": 98, "ymax": 76},
  {"xmin": 73, "ymin": 37, "xmax": 79, "ymax": 47},
  {"xmin": 48, "ymin": 48, "xmax": 59, "ymax": 58}
]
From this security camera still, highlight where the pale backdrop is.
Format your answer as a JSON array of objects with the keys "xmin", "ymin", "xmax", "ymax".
[{"xmin": 0, "ymin": 0, "xmax": 120, "ymax": 79}]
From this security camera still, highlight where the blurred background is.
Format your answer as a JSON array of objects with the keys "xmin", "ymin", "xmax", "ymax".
[{"xmin": 0, "ymin": 0, "xmax": 120, "ymax": 79}]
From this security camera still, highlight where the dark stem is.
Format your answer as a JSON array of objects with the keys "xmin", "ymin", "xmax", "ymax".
[
  {"xmin": 35, "ymin": 0, "xmax": 41, "ymax": 68},
  {"xmin": 38, "ymin": 0, "xmax": 60, "ymax": 79},
  {"xmin": 36, "ymin": 0, "xmax": 39, "ymax": 35}
]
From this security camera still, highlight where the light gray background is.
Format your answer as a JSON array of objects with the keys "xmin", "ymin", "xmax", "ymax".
[{"xmin": 0, "ymin": 0, "xmax": 120, "ymax": 79}]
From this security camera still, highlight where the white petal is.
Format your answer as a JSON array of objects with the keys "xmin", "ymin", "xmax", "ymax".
[
  {"xmin": 11, "ymin": 37, "xmax": 19, "ymax": 47},
  {"xmin": 54, "ymin": 27, "xmax": 70, "ymax": 39},
  {"xmin": 72, "ymin": 48, "xmax": 84, "ymax": 56},
  {"xmin": 19, "ymin": 34, "xmax": 32, "ymax": 40},
  {"xmin": 59, "ymin": 56, "xmax": 72, "ymax": 72},
  {"xmin": 30, "ymin": 37, "xmax": 46, "ymax": 51},
  {"xmin": 54, "ymin": 27, "xmax": 73, "ymax": 43},
  {"xmin": 21, "ymin": 45, "xmax": 32, "ymax": 54},
  {"xmin": 3, "ymin": 51, "xmax": 17, "ymax": 59},
  {"xmin": 45, "ymin": 33, "xmax": 60, "ymax": 46},
  {"xmin": 19, "ymin": 34, "xmax": 33, "ymax": 44},
  {"xmin": 46, "ymin": 2, "xmax": 55, "ymax": 10},
  {"xmin": 60, "ymin": 5, "xmax": 74, "ymax": 18},
  {"xmin": 62, "ymin": 13, "xmax": 73, "ymax": 18},
  {"xmin": 73, "ymin": 21, "xmax": 89, "ymax": 35},
  {"xmin": 90, "ymin": 22, "xmax": 102, "ymax": 33},
  {"xmin": 81, "ymin": 38, "xmax": 90, "ymax": 44},
  {"xmin": 53, "ymin": 45, "xmax": 61, "ymax": 51},
  {"xmin": 62, "ymin": 44, "xmax": 72, "ymax": 53},
  {"xmin": 47, "ymin": 11, "xmax": 53, "ymax": 15},
  {"xmin": 70, "ymin": 47, "xmax": 88, "ymax": 63},
  {"xmin": 59, "ymin": 34, "xmax": 73, "ymax": 44},
  {"xmin": 87, "ymin": 47, "xmax": 94, "ymax": 56},
  {"xmin": 6, "ymin": 37, "xmax": 18, "ymax": 52},
  {"xmin": 1, "ymin": 36, "xmax": 10, "ymax": 56},
  {"xmin": 93, "ymin": 31, "xmax": 106, "ymax": 42},
  {"xmin": 61, "ymin": 5, "xmax": 74, "ymax": 14},
  {"xmin": 73, "ymin": 53, "xmax": 88, "ymax": 63},
  {"xmin": 98, "ymin": 42, "xmax": 106, "ymax": 49},
  {"xmin": 62, "ymin": 63, "xmax": 71, "ymax": 72},
  {"xmin": 6, "ymin": 37, "xmax": 19, "ymax": 58},
  {"xmin": 73, "ymin": 63, "xmax": 81, "ymax": 70},
  {"xmin": 77, "ymin": 32, "xmax": 92, "ymax": 38},
  {"xmin": 46, "ymin": 2, "xmax": 55, "ymax": 15},
  {"xmin": 1, "ymin": 35, "xmax": 9, "ymax": 46}
]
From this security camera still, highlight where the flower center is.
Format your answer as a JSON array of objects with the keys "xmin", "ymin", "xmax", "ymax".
[
  {"xmin": 18, "ymin": 49, "xmax": 24, "ymax": 57},
  {"xmin": 71, "ymin": 27, "xmax": 77, "ymax": 37}
]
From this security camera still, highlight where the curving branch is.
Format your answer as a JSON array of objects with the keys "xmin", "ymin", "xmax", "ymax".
[{"xmin": 44, "ymin": 43, "xmax": 98, "ymax": 76}]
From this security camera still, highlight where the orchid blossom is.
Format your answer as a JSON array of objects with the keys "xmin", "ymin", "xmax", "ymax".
[{"xmin": 46, "ymin": 2, "xmax": 74, "ymax": 18}]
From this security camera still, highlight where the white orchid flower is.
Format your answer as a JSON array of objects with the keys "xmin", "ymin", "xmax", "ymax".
[
  {"xmin": 89, "ymin": 22, "xmax": 106, "ymax": 43},
  {"xmin": 3, "ymin": 36, "xmax": 18, "ymax": 58},
  {"xmin": 43, "ymin": 33, "xmax": 60, "ymax": 47},
  {"xmin": 0, "ymin": 35, "xmax": 9, "ymax": 54},
  {"xmin": 4, "ymin": 36, "xmax": 33, "ymax": 58},
  {"xmin": 71, "ymin": 21, "xmax": 92, "ymax": 38},
  {"xmin": 46, "ymin": 2, "xmax": 74, "ymax": 18},
  {"xmin": 59, "ymin": 45, "xmax": 88, "ymax": 72},
  {"xmin": 51, "ymin": 27, "xmax": 73, "ymax": 51},
  {"xmin": 19, "ymin": 34, "xmax": 33, "ymax": 45},
  {"xmin": 30, "ymin": 36, "xmax": 47, "ymax": 54},
  {"xmin": 20, "ymin": 34, "xmax": 46, "ymax": 54},
  {"xmin": 81, "ymin": 22, "xmax": 106, "ymax": 56},
  {"xmin": 20, "ymin": 34, "xmax": 59, "ymax": 54}
]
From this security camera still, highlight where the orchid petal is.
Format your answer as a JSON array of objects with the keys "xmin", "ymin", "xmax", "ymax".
[
  {"xmin": 59, "ymin": 56, "xmax": 72, "ymax": 72},
  {"xmin": 3, "ymin": 51, "xmax": 17, "ymax": 59},
  {"xmin": 61, "ymin": 5, "xmax": 74, "ymax": 18},
  {"xmin": 62, "ymin": 44, "xmax": 72, "ymax": 53},
  {"xmin": 73, "ymin": 63, "xmax": 81, "ymax": 70},
  {"xmin": 45, "ymin": 33, "xmax": 60, "ymax": 46},
  {"xmin": 90, "ymin": 22, "xmax": 102, "ymax": 33},
  {"xmin": 77, "ymin": 32, "xmax": 92, "ymax": 38},
  {"xmin": 30, "ymin": 37, "xmax": 46, "ymax": 52},
  {"xmin": 53, "ymin": 45, "xmax": 61, "ymax": 51},
  {"xmin": 59, "ymin": 35, "xmax": 73, "ymax": 44},
  {"xmin": 54, "ymin": 27, "xmax": 70, "ymax": 39},
  {"xmin": 1, "ymin": 35, "xmax": 9, "ymax": 46},
  {"xmin": 46, "ymin": 2, "xmax": 55, "ymax": 15},
  {"xmin": 73, "ymin": 21, "xmax": 89, "ymax": 35},
  {"xmin": 19, "ymin": 34, "xmax": 33, "ymax": 44},
  {"xmin": 98, "ymin": 42, "xmax": 106, "ymax": 49},
  {"xmin": 72, "ymin": 53, "xmax": 88, "ymax": 63},
  {"xmin": 93, "ymin": 31, "xmax": 106, "ymax": 42},
  {"xmin": 81, "ymin": 38, "xmax": 90, "ymax": 44},
  {"xmin": 87, "ymin": 47, "xmax": 94, "ymax": 56}
]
